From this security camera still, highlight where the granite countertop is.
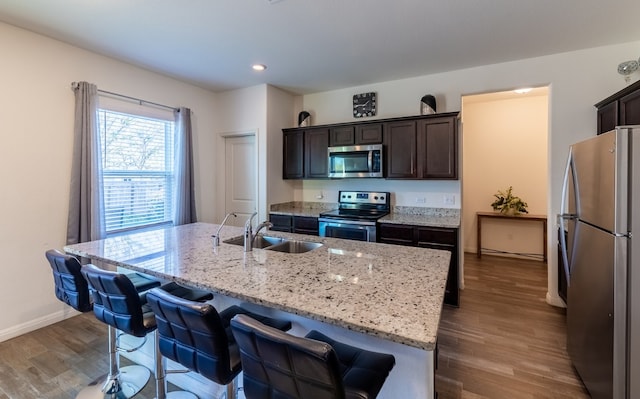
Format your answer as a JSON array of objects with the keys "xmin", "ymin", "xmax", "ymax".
[
  {"xmin": 64, "ymin": 222, "xmax": 450, "ymax": 351},
  {"xmin": 269, "ymin": 201, "xmax": 336, "ymax": 218},
  {"xmin": 379, "ymin": 206, "xmax": 460, "ymax": 228},
  {"xmin": 270, "ymin": 202, "xmax": 460, "ymax": 228}
]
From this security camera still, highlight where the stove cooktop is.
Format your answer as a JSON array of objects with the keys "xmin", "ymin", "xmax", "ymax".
[{"xmin": 319, "ymin": 190, "xmax": 390, "ymax": 221}]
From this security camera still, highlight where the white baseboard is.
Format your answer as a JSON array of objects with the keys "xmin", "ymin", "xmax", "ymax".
[
  {"xmin": 0, "ymin": 309, "xmax": 79, "ymax": 343},
  {"xmin": 546, "ymin": 291, "xmax": 567, "ymax": 308}
]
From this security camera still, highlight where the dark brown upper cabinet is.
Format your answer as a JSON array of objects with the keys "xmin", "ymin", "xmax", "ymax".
[
  {"xmin": 304, "ymin": 128, "xmax": 329, "ymax": 178},
  {"xmin": 385, "ymin": 113, "xmax": 458, "ymax": 180},
  {"xmin": 283, "ymin": 127, "xmax": 328, "ymax": 179},
  {"xmin": 283, "ymin": 112, "xmax": 458, "ymax": 180},
  {"xmin": 596, "ymin": 79, "xmax": 640, "ymax": 135},
  {"xmin": 385, "ymin": 120, "xmax": 417, "ymax": 178},
  {"xmin": 418, "ymin": 116, "xmax": 458, "ymax": 179}
]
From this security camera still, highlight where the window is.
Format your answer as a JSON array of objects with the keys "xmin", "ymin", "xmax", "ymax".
[{"xmin": 98, "ymin": 108, "xmax": 175, "ymax": 234}]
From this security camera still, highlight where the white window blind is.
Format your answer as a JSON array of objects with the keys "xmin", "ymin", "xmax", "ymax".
[{"xmin": 98, "ymin": 109, "xmax": 175, "ymax": 234}]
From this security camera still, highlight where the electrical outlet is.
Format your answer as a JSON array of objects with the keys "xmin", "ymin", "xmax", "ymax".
[
  {"xmin": 416, "ymin": 197, "xmax": 427, "ymax": 204},
  {"xmin": 443, "ymin": 194, "xmax": 455, "ymax": 205}
]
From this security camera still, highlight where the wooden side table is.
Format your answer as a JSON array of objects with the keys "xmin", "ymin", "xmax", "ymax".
[{"xmin": 476, "ymin": 211, "xmax": 547, "ymax": 262}]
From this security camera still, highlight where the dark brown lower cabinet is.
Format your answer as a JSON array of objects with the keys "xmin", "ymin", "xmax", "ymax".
[
  {"xmin": 269, "ymin": 214, "xmax": 318, "ymax": 235},
  {"xmin": 378, "ymin": 223, "xmax": 459, "ymax": 307}
]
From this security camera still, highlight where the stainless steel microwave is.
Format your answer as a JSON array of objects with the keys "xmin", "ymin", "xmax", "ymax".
[{"xmin": 327, "ymin": 144, "xmax": 383, "ymax": 178}]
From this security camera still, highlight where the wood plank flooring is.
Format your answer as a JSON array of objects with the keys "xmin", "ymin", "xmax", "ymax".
[
  {"xmin": 435, "ymin": 254, "xmax": 589, "ymax": 398},
  {"xmin": 0, "ymin": 254, "xmax": 588, "ymax": 398}
]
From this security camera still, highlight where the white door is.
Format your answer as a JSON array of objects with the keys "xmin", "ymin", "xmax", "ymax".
[{"xmin": 225, "ymin": 135, "xmax": 256, "ymax": 227}]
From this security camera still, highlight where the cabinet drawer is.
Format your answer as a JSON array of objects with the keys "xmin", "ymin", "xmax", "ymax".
[
  {"xmin": 416, "ymin": 227, "xmax": 456, "ymax": 245},
  {"xmin": 269, "ymin": 214, "xmax": 292, "ymax": 232},
  {"xmin": 378, "ymin": 224, "xmax": 414, "ymax": 245},
  {"xmin": 293, "ymin": 216, "xmax": 318, "ymax": 234}
]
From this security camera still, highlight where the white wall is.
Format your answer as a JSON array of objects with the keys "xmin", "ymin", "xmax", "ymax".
[
  {"xmin": 299, "ymin": 40, "xmax": 640, "ymax": 306},
  {"xmin": 462, "ymin": 93, "xmax": 548, "ymax": 257},
  {"xmin": 214, "ymin": 84, "xmax": 297, "ymax": 226},
  {"xmin": 0, "ymin": 22, "xmax": 219, "ymax": 341}
]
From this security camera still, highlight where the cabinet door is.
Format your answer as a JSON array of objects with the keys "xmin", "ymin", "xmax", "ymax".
[
  {"xmin": 355, "ymin": 124, "xmax": 383, "ymax": 144},
  {"xmin": 283, "ymin": 130, "xmax": 304, "ymax": 179},
  {"xmin": 385, "ymin": 121, "xmax": 417, "ymax": 178},
  {"xmin": 329, "ymin": 126, "xmax": 355, "ymax": 146},
  {"xmin": 417, "ymin": 116, "xmax": 458, "ymax": 179},
  {"xmin": 620, "ymin": 89, "xmax": 640, "ymax": 126},
  {"xmin": 597, "ymin": 101, "xmax": 618, "ymax": 135},
  {"xmin": 304, "ymin": 128, "xmax": 329, "ymax": 178},
  {"xmin": 416, "ymin": 226, "xmax": 459, "ymax": 307}
]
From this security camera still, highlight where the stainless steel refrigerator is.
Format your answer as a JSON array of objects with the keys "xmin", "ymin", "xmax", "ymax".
[{"xmin": 559, "ymin": 126, "xmax": 640, "ymax": 398}]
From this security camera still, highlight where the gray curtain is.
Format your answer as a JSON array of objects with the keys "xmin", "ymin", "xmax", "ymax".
[
  {"xmin": 173, "ymin": 107, "xmax": 197, "ymax": 225},
  {"xmin": 66, "ymin": 82, "xmax": 105, "ymax": 244}
]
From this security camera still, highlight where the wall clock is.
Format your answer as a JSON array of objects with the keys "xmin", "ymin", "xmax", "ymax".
[{"xmin": 353, "ymin": 92, "xmax": 376, "ymax": 118}]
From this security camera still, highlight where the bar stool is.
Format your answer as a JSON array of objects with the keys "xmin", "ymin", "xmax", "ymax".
[
  {"xmin": 230, "ymin": 314, "xmax": 396, "ymax": 399},
  {"xmin": 45, "ymin": 249, "xmax": 162, "ymax": 399},
  {"xmin": 146, "ymin": 287, "xmax": 292, "ymax": 399},
  {"xmin": 81, "ymin": 264, "xmax": 213, "ymax": 399}
]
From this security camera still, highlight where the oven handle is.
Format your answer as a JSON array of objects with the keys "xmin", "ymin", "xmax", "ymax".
[{"xmin": 318, "ymin": 218, "xmax": 377, "ymax": 227}]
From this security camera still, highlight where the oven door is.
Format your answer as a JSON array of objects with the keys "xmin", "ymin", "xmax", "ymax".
[{"xmin": 318, "ymin": 219, "xmax": 377, "ymax": 242}]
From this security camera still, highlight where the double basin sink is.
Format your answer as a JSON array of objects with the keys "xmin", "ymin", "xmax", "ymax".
[{"xmin": 223, "ymin": 235, "xmax": 323, "ymax": 254}]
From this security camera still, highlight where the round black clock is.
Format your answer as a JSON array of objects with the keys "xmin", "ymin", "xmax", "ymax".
[{"xmin": 353, "ymin": 92, "xmax": 376, "ymax": 118}]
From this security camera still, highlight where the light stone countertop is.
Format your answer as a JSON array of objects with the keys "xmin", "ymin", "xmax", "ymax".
[
  {"xmin": 379, "ymin": 207, "xmax": 460, "ymax": 228},
  {"xmin": 269, "ymin": 201, "xmax": 336, "ymax": 218},
  {"xmin": 270, "ymin": 202, "xmax": 460, "ymax": 228},
  {"xmin": 64, "ymin": 222, "xmax": 450, "ymax": 351}
]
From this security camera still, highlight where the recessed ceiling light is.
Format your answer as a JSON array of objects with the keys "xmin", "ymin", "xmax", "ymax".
[
  {"xmin": 252, "ymin": 64, "xmax": 267, "ymax": 71},
  {"xmin": 514, "ymin": 88, "xmax": 532, "ymax": 94}
]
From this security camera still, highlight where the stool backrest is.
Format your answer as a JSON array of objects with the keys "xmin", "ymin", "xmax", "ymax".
[
  {"xmin": 146, "ymin": 287, "xmax": 238, "ymax": 386},
  {"xmin": 81, "ymin": 264, "xmax": 148, "ymax": 337},
  {"xmin": 45, "ymin": 249, "xmax": 92, "ymax": 313},
  {"xmin": 230, "ymin": 314, "xmax": 346, "ymax": 399}
]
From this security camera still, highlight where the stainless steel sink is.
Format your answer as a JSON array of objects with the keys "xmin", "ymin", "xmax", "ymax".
[
  {"xmin": 267, "ymin": 240, "xmax": 323, "ymax": 254},
  {"xmin": 223, "ymin": 235, "xmax": 322, "ymax": 253},
  {"xmin": 223, "ymin": 235, "xmax": 286, "ymax": 249}
]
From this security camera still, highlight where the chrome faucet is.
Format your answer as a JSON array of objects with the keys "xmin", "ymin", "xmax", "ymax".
[
  {"xmin": 212, "ymin": 212, "xmax": 236, "ymax": 247},
  {"xmin": 244, "ymin": 212, "xmax": 273, "ymax": 252}
]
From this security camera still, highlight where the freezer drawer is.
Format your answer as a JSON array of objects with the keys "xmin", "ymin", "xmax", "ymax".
[{"xmin": 567, "ymin": 221, "xmax": 615, "ymax": 399}]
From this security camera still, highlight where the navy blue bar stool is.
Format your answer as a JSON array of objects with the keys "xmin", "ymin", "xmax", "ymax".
[
  {"xmin": 45, "ymin": 249, "xmax": 162, "ymax": 398},
  {"xmin": 146, "ymin": 287, "xmax": 292, "ymax": 399},
  {"xmin": 81, "ymin": 263, "xmax": 213, "ymax": 399},
  {"xmin": 230, "ymin": 314, "xmax": 396, "ymax": 399}
]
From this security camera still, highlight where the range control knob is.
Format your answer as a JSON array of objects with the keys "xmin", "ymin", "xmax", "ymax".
[{"xmin": 380, "ymin": 196, "xmax": 385, "ymax": 200}]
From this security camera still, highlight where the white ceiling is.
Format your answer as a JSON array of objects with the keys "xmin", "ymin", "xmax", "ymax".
[{"xmin": 1, "ymin": 0, "xmax": 640, "ymax": 95}]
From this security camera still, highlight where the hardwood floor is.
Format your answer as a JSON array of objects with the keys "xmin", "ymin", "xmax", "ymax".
[
  {"xmin": 436, "ymin": 254, "xmax": 589, "ymax": 398},
  {"xmin": 0, "ymin": 254, "xmax": 588, "ymax": 398}
]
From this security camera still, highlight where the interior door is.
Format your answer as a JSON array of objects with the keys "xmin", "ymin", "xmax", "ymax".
[{"xmin": 224, "ymin": 135, "xmax": 256, "ymax": 227}]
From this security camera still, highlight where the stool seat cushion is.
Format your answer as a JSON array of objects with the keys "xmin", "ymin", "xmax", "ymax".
[{"xmin": 306, "ymin": 330, "xmax": 396, "ymax": 399}]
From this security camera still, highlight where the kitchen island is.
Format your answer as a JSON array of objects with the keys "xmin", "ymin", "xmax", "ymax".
[{"xmin": 64, "ymin": 222, "xmax": 450, "ymax": 398}]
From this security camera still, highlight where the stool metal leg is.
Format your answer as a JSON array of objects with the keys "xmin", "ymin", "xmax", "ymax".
[
  {"xmin": 153, "ymin": 330, "xmax": 198, "ymax": 399},
  {"xmin": 76, "ymin": 326, "xmax": 151, "ymax": 399}
]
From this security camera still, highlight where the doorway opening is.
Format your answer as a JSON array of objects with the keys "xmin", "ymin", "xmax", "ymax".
[{"xmin": 461, "ymin": 87, "xmax": 550, "ymax": 262}]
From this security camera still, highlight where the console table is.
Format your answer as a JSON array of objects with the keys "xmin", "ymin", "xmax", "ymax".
[{"xmin": 476, "ymin": 211, "xmax": 548, "ymax": 262}]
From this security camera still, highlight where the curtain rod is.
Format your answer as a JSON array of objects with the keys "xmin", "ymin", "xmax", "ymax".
[{"xmin": 71, "ymin": 82, "xmax": 179, "ymax": 112}]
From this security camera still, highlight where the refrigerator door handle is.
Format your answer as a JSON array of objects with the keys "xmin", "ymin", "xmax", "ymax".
[{"xmin": 559, "ymin": 148, "xmax": 575, "ymax": 285}]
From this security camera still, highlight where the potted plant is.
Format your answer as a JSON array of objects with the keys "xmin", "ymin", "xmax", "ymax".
[{"xmin": 491, "ymin": 186, "xmax": 529, "ymax": 215}]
